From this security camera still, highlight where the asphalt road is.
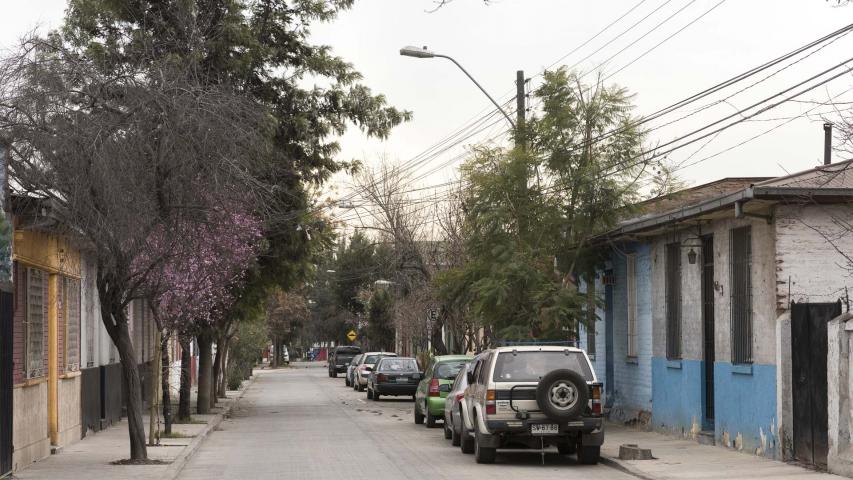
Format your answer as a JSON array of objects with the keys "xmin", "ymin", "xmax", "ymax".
[{"xmin": 177, "ymin": 362, "xmax": 637, "ymax": 480}]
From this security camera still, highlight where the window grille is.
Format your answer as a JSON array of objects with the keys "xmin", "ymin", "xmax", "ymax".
[
  {"xmin": 26, "ymin": 268, "xmax": 45, "ymax": 378},
  {"xmin": 730, "ymin": 227, "xmax": 753, "ymax": 364},
  {"xmin": 64, "ymin": 277, "xmax": 81, "ymax": 372},
  {"xmin": 665, "ymin": 243, "xmax": 682, "ymax": 359}
]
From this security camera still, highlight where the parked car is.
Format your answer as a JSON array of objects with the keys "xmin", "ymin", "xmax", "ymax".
[
  {"xmin": 459, "ymin": 345, "xmax": 603, "ymax": 465},
  {"xmin": 328, "ymin": 346, "xmax": 362, "ymax": 378},
  {"xmin": 352, "ymin": 352, "xmax": 397, "ymax": 391},
  {"xmin": 282, "ymin": 346, "xmax": 290, "ymax": 365},
  {"xmin": 367, "ymin": 357, "xmax": 421, "ymax": 400},
  {"xmin": 443, "ymin": 358, "xmax": 478, "ymax": 445},
  {"xmin": 414, "ymin": 355, "xmax": 473, "ymax": 428},
  {"xmin": 345, "ymin": 354, "xmax": 363, "ymax": 387}
]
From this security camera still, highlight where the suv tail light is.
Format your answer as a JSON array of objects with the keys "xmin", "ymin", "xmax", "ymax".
[
  {"xmin": 377, "ymin": 374, "xmax": 386, "ymax": 383},
  {"xmin": 428, "ymin": 378, "xmax": 440, "ymax": 397},
  {"xmin": 455, "ymin": 393, "xmax": 464, "ymax": 402},
  {"xmin": 590, "ymin": 384, "xmax": 602, "ymax": 416},
  {"xmin": 485, "ymin": 389, "xmax": 496, "ymax": 415}
]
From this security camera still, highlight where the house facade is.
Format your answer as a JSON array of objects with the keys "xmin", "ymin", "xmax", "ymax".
[
  {"xmin": 11, "ymin": 226, "xmax": 83, "ymax": 469},
  {"xmin": 8, "ymin": 198, "xmax": 161, "ymax": 474},
  {"xmin": 590, "ymin": 162, "xmax": 853, "ymax": 466}
]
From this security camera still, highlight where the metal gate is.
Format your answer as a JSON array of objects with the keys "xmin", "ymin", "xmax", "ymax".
[
  {"xmin": 791, "ymin": 300, "xmax": 842, "ymax": 469},
  {"xmin": 0, "ymin": 290, "xmax": 14, "ymax": 477}
]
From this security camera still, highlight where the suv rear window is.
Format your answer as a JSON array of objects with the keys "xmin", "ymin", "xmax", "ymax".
[
  {"xmin": 336, "ymin": 347, "xmax": 361, "ymax": 355},
  {"xmin": 378, "ymin": 358, "xmax": 418, "ymax": 372},
  {"xmin": 492, "ymin": 351, "xmax": 593, "ymax": 382}
]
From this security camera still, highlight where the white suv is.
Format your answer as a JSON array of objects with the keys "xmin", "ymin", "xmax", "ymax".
[{"xmin": 459, "ymin": 345, "xmax": 603, "ymax": 464}]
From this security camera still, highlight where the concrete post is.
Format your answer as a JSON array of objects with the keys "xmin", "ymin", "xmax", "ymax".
[
  {"xmin": 47, "ymin": 273, "xmax": 59, "ymax": 447},
  {"xmin": 828, "ymin": 312, "xmax": 853, "ymax": 476}
]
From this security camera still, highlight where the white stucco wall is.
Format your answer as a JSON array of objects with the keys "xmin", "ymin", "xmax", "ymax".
[{"xmin": 775, "ymin": 204, "xmax": 853, "ymax": 308}]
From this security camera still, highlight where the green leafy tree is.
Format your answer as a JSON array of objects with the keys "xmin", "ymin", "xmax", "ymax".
[
  {"xmin": 436, "ymin": 68, "xmax": 647, "ymax": 343},
  {"xmin": 366, "ymin": 288, "xmax": 395, "ymax": 351}
]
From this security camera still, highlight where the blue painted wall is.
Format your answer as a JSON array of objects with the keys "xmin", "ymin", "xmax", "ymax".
[
  {"xmin": 607, "ymin": 244, "xmax": 654, "ymax": 421},
  {"xmin": 714, "ymin": 362, "xmax": 778, "ymax": 457},
  {"xmin": 651, "ymin": 357, "xmax": 704, "ymax": 434}
]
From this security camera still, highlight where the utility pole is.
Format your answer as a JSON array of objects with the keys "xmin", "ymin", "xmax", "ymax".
[{"xmin": 516, "ymin": 70, "xmax": 526, "ymax": 139}]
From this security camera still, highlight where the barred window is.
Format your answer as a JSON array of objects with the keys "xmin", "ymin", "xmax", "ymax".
[
  {"xmin": 730, "ymin": 227, "xmax": 753, "ymax": 364},
  {"xmin": 26, "ymin": 268, "xmax": 45, "ymax": 378},
  {"xmin": 64, "ymin": 277, "xmax": 81, "ymax": 372},
  {"xmin": 665, "ymin": 243, "xmax": 682, "ymax": 359},
  {"xmin": 626, "ymin": 254, "xmax": 638, "ymax": 358}
]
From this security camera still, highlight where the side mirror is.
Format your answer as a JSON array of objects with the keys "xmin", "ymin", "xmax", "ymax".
[
  {"xmin": 365, "ymin": 366, "xmax": 373, "ymax": 372},
  {"xmin": 467, "ymin": 371, "xmax": 475, "ymax": 384}
]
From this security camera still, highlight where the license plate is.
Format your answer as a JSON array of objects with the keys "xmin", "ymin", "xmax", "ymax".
[
  {"xmin": 395, "ymin": 377, "xmax": 408, "ymax": 383},
  {"xmin": 530, "ymin": 424, "xmax": 559, "ymax": 435}
]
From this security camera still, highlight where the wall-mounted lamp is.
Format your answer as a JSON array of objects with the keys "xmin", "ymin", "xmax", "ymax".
[{"xmin": 687, "ymin": 248, "xmax": 698, "ymax": 265}]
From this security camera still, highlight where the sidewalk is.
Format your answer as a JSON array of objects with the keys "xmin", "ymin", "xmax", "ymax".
[
  {"xmin": 601, "ymin": 423, "xmax": 842, "ymax": 480},
  {"xmin": 12, "ymin": 376, "xmax": 255, "ymax": 480}
]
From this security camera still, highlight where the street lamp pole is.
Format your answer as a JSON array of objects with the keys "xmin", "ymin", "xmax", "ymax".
[{"xmin": 400, "ymin": 46, "xmax": 517, "ymax": 130}]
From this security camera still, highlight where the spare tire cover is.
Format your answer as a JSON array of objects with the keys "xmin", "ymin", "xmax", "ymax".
[{"xmin": 536, "ymin": 369, "xmax": 588, "ymax": 421}]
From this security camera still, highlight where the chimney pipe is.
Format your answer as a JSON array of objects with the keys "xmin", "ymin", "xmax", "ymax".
[{"xmin": 824, "ymin": 122, "xmax": 833, "ymax": 165}]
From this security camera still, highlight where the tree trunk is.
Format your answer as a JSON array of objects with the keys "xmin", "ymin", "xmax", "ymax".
[
  {"xmin": 161, "ymin": 333, "xmax": 172, "ymax": 434},
  {"xmin": 148, "ymin": 329, "xmax": 162, "ymax": 446},
  {"xmin": 196, "ymin": 332, "xmax": 213, "ymax": 415},
  {"xmin": 210, "ymin": 334, "xmax": 223, "ymax": 409},
  {"xmin": 217, "ymin": 337, "xmax": 230, "ymax": 398},
  {"xmin": 177, "ymin": 336, "xmax": 191, "ymax": 421},
  {"xmin": 113, "ymin": 319, "xmax": 148, "ymax": 460}
]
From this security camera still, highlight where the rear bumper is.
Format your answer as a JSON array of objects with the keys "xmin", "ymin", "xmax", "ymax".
[
  {"xmin": 480, "ymin": 417, "xmax": 604, "ymax": 447},
  {"xmin": 427, "ymin": 396, "xmax": 446, "ymax": 416},
  {"xmin": 375, "ymin": 383, "xmax": 418, "ymax": 396},
  {"xmin": 332, "ymin": 365, "xmax": 348, "ymax": 373}
]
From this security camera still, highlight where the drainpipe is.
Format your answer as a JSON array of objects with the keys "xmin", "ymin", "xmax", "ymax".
[{"xmin": 824, "ymin": 122, "xmax": 833, "ymax": 165}]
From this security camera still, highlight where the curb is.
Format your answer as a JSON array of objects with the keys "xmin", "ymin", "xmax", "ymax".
[
  {"xmin": 163, "ymin": 374, "xmax": 257, "ymax": 480},
  {"xmin": 600, "ymin": 455, "xmax": 658, "ymax": 480}
]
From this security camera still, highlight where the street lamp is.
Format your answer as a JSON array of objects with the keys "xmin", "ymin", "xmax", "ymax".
[{"xmin": 399, "ymin": 45, "xmax": 516, "ymax": 129}]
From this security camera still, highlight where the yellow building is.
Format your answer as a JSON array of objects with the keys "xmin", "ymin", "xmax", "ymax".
[{"xmin": 11, "ymin": 225, "xmax": 82, "ymax": 469}]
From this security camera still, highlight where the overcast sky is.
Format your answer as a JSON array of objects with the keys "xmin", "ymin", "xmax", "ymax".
[{"xmin": 3, "ymin": 1, "xmax": 852, "ymax": 213}]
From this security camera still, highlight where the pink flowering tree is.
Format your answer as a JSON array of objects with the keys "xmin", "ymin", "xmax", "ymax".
[{"xmin": 141, "ymin": 208, "xmax": 262, "ymax": 433}]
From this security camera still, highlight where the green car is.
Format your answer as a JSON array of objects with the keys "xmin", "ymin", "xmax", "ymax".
[{"xmin": 413, "ymin": 355, "xmax": 473, "ymax": 428}]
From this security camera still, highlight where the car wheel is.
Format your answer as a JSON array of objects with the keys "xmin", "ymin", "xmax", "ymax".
[
  {"xmin": 474, "ymin": 431, "xmax": 496, "ymax": 464},
  {"xmin": 460, "ymin": 425, "xmax": 475, "ymax": 454},
  {"xmin": 443, "ymin": 419, "xmax": 452, "ymax": 439},
  {"xmin": 426, "ymin": 403, "xmax": 438, "ymax": 428},
  {"xmin": 374, "ymin": 391, "xmax": 381, "ymax": 401},
  {"xmin": 557, "ymin": 441, "xmax": 576, "ymax": 455},
  {"xmin": 577, "ymin": 445, "xmax": 600, "ymax": 465},
  {"xmin": 331, "ymin": 371, "xmax": 337, "ymax": 378},
  {"xmin": 345, "ymin": 376, "xmax": 350, "ymax": 387},
  {"xmin": 367, "ymin": 387, "xmax": 374, "ymax": 400},
  {"xmin": 357, "ymin": 383, "xmax": 365, "ymax": 392},
  {"xmin": 414, "ymin": 402, "xmax": 425, "ymax": 424}
]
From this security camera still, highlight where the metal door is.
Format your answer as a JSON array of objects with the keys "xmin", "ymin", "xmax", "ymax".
[
  {"xmin": 0, "ymin": 290, "xmax": 14, "ymax": 477},
  {"xmin": 701, "ymin": 236, "xmax": 715, "ymax": 428},
  {"xmin": 791, "ymin": 300, "xmax": 841, "ymax": 468}
]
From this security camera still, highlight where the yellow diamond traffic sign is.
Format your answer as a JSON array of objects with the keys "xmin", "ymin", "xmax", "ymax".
[{"xmin": 346, "ymin": 330, "xmax": 357, "ymax": 342}]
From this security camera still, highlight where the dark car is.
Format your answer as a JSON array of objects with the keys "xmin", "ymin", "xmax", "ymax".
[
  {"xmin": 367, "ymin": 357, "xmax": 421, "ymax": 400},
  {"xmin": 328, "ymin": 346, "xmax": 362, "ymax": 377}
]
